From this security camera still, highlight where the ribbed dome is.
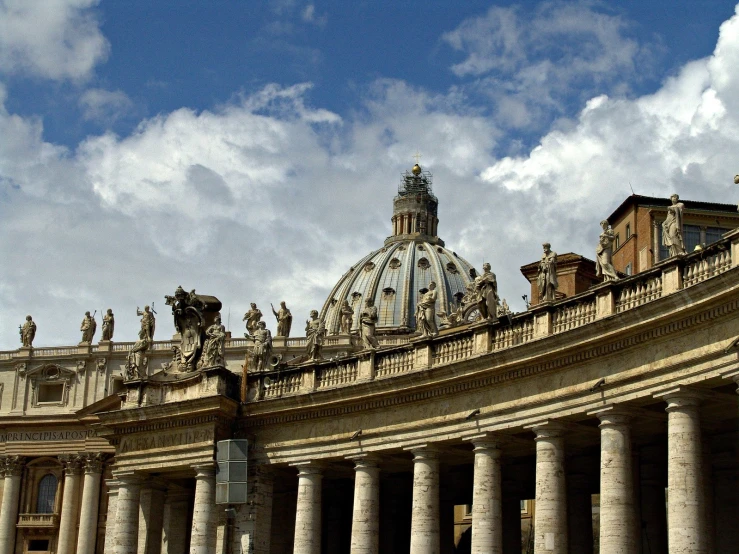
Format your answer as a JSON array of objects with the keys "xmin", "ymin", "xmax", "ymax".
[{"xmin": 319, "ymin": 240, "xmax": 476, "ymax": 334}]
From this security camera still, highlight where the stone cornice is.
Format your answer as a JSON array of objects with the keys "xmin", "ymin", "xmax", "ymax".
[{"xmin": 242, "ymin": 273, "xmax": 739, "ymax": 428}]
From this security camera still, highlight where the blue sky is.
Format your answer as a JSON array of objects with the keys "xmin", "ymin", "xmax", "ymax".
[{"xmin": 1, "ymin": 0, "xmax": 739, "ymax": 348}]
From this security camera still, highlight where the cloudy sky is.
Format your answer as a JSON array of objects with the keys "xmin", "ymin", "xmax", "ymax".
[{"xmin": 1, "ymin": 0, "xmax": 738, "ymax": 349}]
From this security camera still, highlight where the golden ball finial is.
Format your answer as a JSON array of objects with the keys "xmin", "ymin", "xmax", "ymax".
[
  {"xmin": 734, "ymin": 174, "xmax": 739, "ymax": 184},
  {"xmin": 412, "ymin": 163, "xmax": 422, "ymax": 175}
]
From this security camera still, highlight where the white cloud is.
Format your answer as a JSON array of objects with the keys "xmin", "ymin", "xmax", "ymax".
[
  {"xmin": 79, "ymin": 88, "xmax": 133, "ymax": 122},
  {"xmin": 2, "ymin": 6, "xmax": 739, "ymax": 351},
  {"xmin": 0, "ymin": 0, "xmax": 109, "ymax": 81},
  {"xmin": 442, "ymin": 2, "xmax": 658, "ymax": 129}
]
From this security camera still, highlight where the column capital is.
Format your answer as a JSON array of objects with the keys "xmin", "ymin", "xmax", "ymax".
[
  {"xmin": 589, "ymin": 405, "xmax": 634, "ymax": 427},
  {"xmin": 111, "ymin": 470, "xmax": 145, "ymax": 485},
  {"xmin": 654, "ymin": 386, "xmax": 707, "ymax": 410},
  {"xmin": 346, "ymin": 454, "xmax": 380, "ymax": 469},
  {"xmin": 526, "ymin": 420, "xmax": 568, "ymax": 440},
  {"xmin": 465, "ymin": 432, "xmax": 504, "ymax": 451},
  {"xmin": 403, "ymin": 445, "xmax": 441, "ymax": 460},
  {"xmin": 192, "ymin": 463, "xmax": 216, "ymax": 479},
  {"xmin": 59, "ymin": 454, "xmax": 84, "ymax": 475},
  {"xmin": 104, "ymin": 478, "xmax": 121, "ymax": 493},
  {"xmin": 291, "ymin": 461, "xmax": 324, "ymax": 476},
  {"xmin": 82, "ymin": 453, "xmax": 106, "ymax": 474},
  {"xmin": 3, "ymin": 455, "xmax": 26, "ymax": 476}
]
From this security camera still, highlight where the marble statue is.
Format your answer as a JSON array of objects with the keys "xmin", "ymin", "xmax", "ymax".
[
  {"xmin": 475, "ymin": 262, "xmax": 499, "ymax": 320},
  {"xmin": 125, "ymin": 328, "xmax": 149, "ymax": 380},
  {"xmin": 596, "ymin": 220, "xmax": 619, "ymax": 281},
  {"xmin": 19, "ymin": 315, "xmax": 36, "ymax": 347},
  {"xmin": 80, "ymin": 311, "xmax": 97, "ymax": 343},
  {"xmin": 438, "ymin": 305, "xmax": 464, "ymax": 329},
  {"xmin": 137, "ymin": 305, "xmax": 156, "ymax": 341},
  {"xmin": 415, "ymin": 281, "xmax": 438, "ymax": 338},
  {"xmin": 101, "ymin": 309, "xmax": 115, "ymax": 341},
  {"xmin": 165, "ymin": 286, "xmax": 223, "ymax": 372},
  {"xmin": 251, "ymin": 321, "xmax": 273, "ymax": 372},
  {"xmin": 360, "ymin": 298, "xmax": 380, "ymax": 350},
  {"xmin": 243, "ymin": 303, "xmax": 263, "ymax": 336},
  {"xmin": 537, "ymin": 243, "xmax": 558, "ymax": 302},
  {"xmin": 497, "ymin": 299, "xmax": 512, "ymax": 317},
  {"xmin": 340, "ymin": 300, "xmax": 354, "ymax": 335},
  {"xmin": 199, "ymin": 314, "xmax": 227, "ymax": 369},
  {"xmin": 662, "ymin": 194, "xmax": 687, "ymax": 257},
  {"xmin": 271, "ymin": 301, "xmax": 293, "ymax": 337},
  {"xmin": 305, "ymin": 310, "xmax": 326, "ymax": 361}
]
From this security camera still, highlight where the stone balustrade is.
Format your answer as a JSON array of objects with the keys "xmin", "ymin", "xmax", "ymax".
[{"xmin": 16, "ymin": 513, "xmax": 59, "ymax": 528}]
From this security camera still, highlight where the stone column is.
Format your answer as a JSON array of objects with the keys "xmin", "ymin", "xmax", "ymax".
[
  {"xmin": 162, "ymin": 485, "xmax": 190, "ymax": 554},
  {"xmin": 292, "ymin": 463, "xmax": 323, "ymax": 554},
  {"xmin": 597, "ymin": 411, "xmax": 637, "ymax": 554},
  {"xmin": 114, "ymin": 472, "xmax": 144, "ymax": 554},
  {"xmin": 139, "ymin": 478, "xmax": 166, "ymax": 554},
  {"xmin": 662, "ymin": 390, "xmax": 705, "ymax": 553},
  {"xmin": 0, "ymin": 456, "xmax": 25, "ymax": 554},
  {"xmin": 531, "ymin": 423, "xmax": 568, "ymax": 554},
  {"xmin": 470, "ymin": 439, "xmax": 502, "ymax": 554},
  {"xmin": 77, "ymin": 455, "xmax": 105, "ymax": 554},
  {"xmin": 349, "ymin": 456, "xmax": 380, "ymax": 554},
  {"xmin": 190, "ymin": 464, "xmax": 217, "ymax": 554},
  {"xmin": 409, "ymin": 448, "xmax": 440, "ymax": 554},
  {"xmin": 57, "ymin": 455, "xmax": 84, "ymax": 554},
  {"xmin": 104, "ymin": 479, "xmax": 122, "ymax": 554}
]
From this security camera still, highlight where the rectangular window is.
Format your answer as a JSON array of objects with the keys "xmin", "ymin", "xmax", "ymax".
[
  {"xmin": 37, "ymin": 384, "xmax": 63, "ymax": 403},
  {"xmin": 625, "ymin": 263, "xmax": 633, "ymax": 276},
  {"xmin": 706, "ymin": 227, "xmax": 727, "ymax": 245},
  {"xmin": 28, "ymin": 539, "xmax": 50, "ymax": 552},
  {"xmin": 683, "ymin": 224, "xmax": 701, "ymax": 252},
  {"xmin": 615, "ymin": 234, "xmax": 620, "ymax": 249},
  {"xmin": 625, "ymin": 223, "xmax": 631, "ymax": 239}
]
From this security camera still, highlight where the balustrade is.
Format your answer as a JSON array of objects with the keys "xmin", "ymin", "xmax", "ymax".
[
  {"xmin": 16, "ymin": 514, "xmax": 59, "ymax": 528},
  {"xmin": 376, "ymin": 349, "xmax": 415, "ymax": 377},
  {"xmin": 552, "ymin": 300, "xmax": 596, "ymax": 334},
  {"xmin": 263, "ymin": 372, "xmax": 303, "ymax": 398},
  {"xmin": 492, "ymin": 318, "xmax": 534, "ymax": 351},
  {"xmin": 616, "ymin": 276, "xmax": 662, "ymax": 313},
  {"xmin": 683, "ymin": 248, "xmax": 731, "ymax": 287},
  {"xmin": 432, "ymin": 334, "xmax": 474, "ymax": 366},
  {"xmin": 317, "ymin": 361, "xmax": 358, "ymax": 389}
]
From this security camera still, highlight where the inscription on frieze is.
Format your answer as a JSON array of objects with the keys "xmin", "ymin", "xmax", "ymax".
[
  {"xmin": 0, "ymin": 429, "xmax": 98, "ymax": 442},
  {"xmin": 119, "ymin": 428, "xmax": 214, "ymax": 453}
]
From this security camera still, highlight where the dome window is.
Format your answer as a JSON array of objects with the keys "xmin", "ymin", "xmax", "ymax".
[
  {"xmin": 437, "ymin": 247, "xmax": 443, "ymax": 253},
  {"xmin": 418, "ymin": 257, "xmax": 430, "ymax": 270},
  {"xmin": 364, "ymin": 262, "xmax": 376, "ymax": 272},
  {"xmin": 418, "ymin": 245, "xmax": 425, "ymax": 251},
  {"xmin": 398, "ymin": 245, "xmax": 406, "ymax": 251},
  {"xmin": 351, "ymin": 292, "xmax": 362, "ymax": 301},
  {"xmin": 382, "ymin": 287, "xmax": 396, "ymax": 297},
  {"xmin": 454, "ymin": 292, "xmax": 465, "ymax": 305},
  {"xmin": 469, "ymin": 268, "xmax": 478, "ymax": 279},
  {"xmin": 446, "ymin": 262, "xmax": 458, "ymax": 274},
  {"xmin": 389, "ymin": 258, "xmax": 401, "ymax": 269}
]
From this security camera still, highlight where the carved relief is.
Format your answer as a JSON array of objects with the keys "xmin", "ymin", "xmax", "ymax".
[
  {"xmin": 25, "ymin": 365, "xmax": 75, "ymax": 407},
  {"xmin": 96, "ymin": 358, "xmax": 107, "ymax": 374}
]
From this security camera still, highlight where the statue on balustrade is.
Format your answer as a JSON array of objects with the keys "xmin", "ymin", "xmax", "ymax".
[
  {"xmin": 415, "ymin": 281, "xmax": 438, "ymax": 338},
  {"xmin": 596, "ymin": 221, "xmax": 619, "ymax": 281},
  {"xmin": 243, "ymin": 303, "xmax": 263, "ymax": 336},
  {"xmin": 305, "ymin": 310, "xmax": 326, "ymax": 361},
  {"xmin": 19, "ymin": 315, "xmax": 36, "ymax": 347},
  {"xmin": 102, "ymin": 309, "xmax": 115, "ymax": 341},
  {"xmin": 497, "ymin": 299, "xmax": 512, "ymax": 317},
  {"xmin": 164, "ymin": 286, "xmax": 223, "ymax": 372},
  {"xmin": 360, "ymin": 298, "xmax": 380, "ymax": 350},
  {"xmin": 137, "ymin": 305, "xmax": 156, "ymax": 341},
  {"xmin": 199, "ymin": 314, "xmax": 227, "ymax": 369},
  {"xmin": 250, "ymin": 321, "xmax": 273, "ymax": 372},
  {"xmin": 474, "ymin": 262, "xmax": 499, "ymax": 320},
  {"xmin": 80, "ymin": 311, "xmax": 97, "ymax": 343},
  {"xmin": 125, "ymin": 328, "xmax": 150, "ymax": 380},
  {"xmin": 662, "ymin": 193, "xmax": 687, "ymax": 257},
  {"xmin": 340, "ymin": 300, "xmax": 354, "ymax": 335},
  {"xmin": 537, "ymin": 243, "xmax": 558, "ymax": 302},
  {"xmin": 271, "ymin": 301, "xmax": 293, "ymax": 337}
]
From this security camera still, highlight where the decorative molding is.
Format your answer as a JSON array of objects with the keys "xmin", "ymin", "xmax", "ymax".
[
  {"xmin": 245, "ymin": 296, "xmax": 739, "ymax": 427},
  {"xmin": 96, "ymin": 358, "xmax": 107, "ymax": 374}
]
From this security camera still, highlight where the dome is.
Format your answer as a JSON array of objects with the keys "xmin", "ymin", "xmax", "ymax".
[
  {"xmin": 319, "ymin": 164, "xmax": 479, "ymax": 334},
  {"xmin": 319, "ymin": 240, "xmax": 476, "ymax": 334}
]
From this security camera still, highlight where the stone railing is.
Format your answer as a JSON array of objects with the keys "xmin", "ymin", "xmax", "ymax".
[
  {"xmin": 263, "ymin": 371, "xmax": 303, "ymax": 399},
  {"xmin": 317, "ymin": 360, "xmax": 358, "ymax": 389},
  {"xmin": 30, "ymin": 346, "xmax": 80, "ymax": 357},
  {"xmin": 492, "ymin": 317, "xmax": 534, "ymax": 350},
  {"xmin": 616, "ymin": 274, "xmax": 663, "ymax": 313},
  {"xmin": 552, "ymin": 300, "xmax": 597, "ymax": 334},
  {"xmin": 432, "ymin": 333, "xmax": 474, "ymax": 366},
  {"xmin": 17, "ymin": 513, "xmax": 59, "ymax": 528},
  {"xmin": 375, "ymin": 348, "xmax": 415, "ymax": 378},
  {"xmin": 683, "ymin": 246, "xmax": 732, "ymax": 287},
  {"xmin": 378, "ymin": 336, "xmax": 412, "ymax": 347}
]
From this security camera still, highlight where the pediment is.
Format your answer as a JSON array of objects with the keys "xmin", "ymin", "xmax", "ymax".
[{"xmin": 23, "ymin": 364, "xmax": 76, "ymax": 381}]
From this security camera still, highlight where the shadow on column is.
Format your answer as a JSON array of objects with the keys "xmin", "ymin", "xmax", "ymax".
[{"xmin": 379, "ymin": 472, "xmax": 412, "ymax": 554}]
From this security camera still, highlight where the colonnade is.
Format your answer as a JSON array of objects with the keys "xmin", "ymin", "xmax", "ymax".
[{"xmin": 284, "ymin": 388, "xmax": 732, "ymax": 554}]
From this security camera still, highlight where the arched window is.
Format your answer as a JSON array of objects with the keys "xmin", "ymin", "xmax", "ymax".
[{"xmin": 36, "ymin": 474, "xmax": 57, "ymax": 513}]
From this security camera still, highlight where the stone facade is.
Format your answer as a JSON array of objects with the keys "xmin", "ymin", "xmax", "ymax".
[{"xmin": 0, "ymin": 197, "xmax": 738, "ymax": 554}]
